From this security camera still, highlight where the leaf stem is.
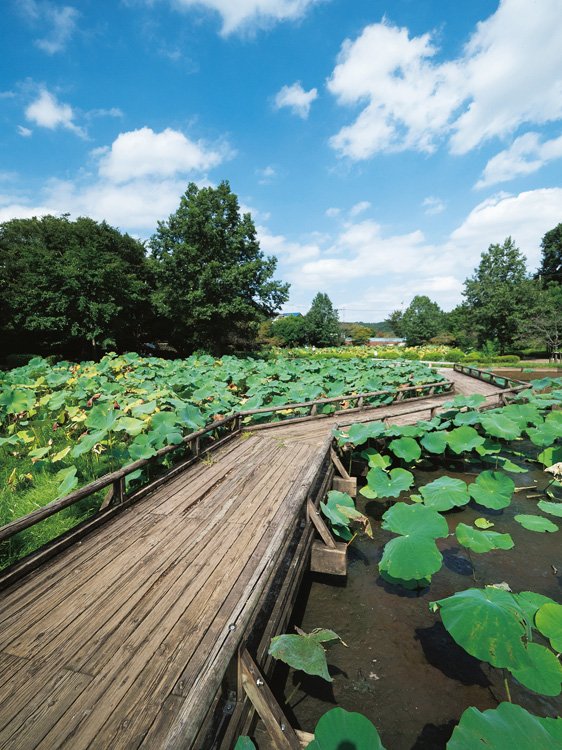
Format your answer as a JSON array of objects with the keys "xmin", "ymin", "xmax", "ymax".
[
  {"xmin": 503, "ymin": 670, "xmax": 512, "ymax": 703},
  {"xmin": 285, "ymin": 681, "xmax": 301, "ymax": 705}
]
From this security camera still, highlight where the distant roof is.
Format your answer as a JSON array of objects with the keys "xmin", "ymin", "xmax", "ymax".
[{"xmin": 276, "ymin": 312, "xmax": 303, "ymax": 318}]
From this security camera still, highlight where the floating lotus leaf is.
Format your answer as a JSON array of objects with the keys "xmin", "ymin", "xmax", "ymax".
[
  {"xmin": 176, "ymin": 403, "xmax": 206, "ymax": 430},
  {"xmin": 536, "ymin": 602, "xmax": 562, "ymax": 652},
  {"xmin": 446, "ymin": 426, "xmax": 485, "ymax": 454},
  {"xmin": 378, "ymin": 569, "xmax": 431, "ymax": 589},
  {"xmin": 514, "ymin": 591, "xmax": 556, "ymax": 622},
  {"xmin": 449, "ymin": 394, "xmax": 486, "ymax": 409},
  {"xmin": 538, "ymin": 446, "xmax": 562, "ymax": 468},
  {"xmin": 362, "ymin": 467, "xmax": 414, "ymax": 499},
  {"xmin": 475, "ymin": 438, "xmax": 501, "ymax": 456},
  {"xmin": 527, "ymin": 423, "xmax": 560, "ymax": 447},
  {"xmin": 479, "ymin": 413, "xmax": 522, "ymax": 440},
  {"xmin": 305, "ymin": 707, "xmax": 386, "ymax": 750},
  {"xmin": 420, "ymin": 431, "xmax": 448, "ymax": 454},
  {"xmin": 455, "ymin": 523, "xmax": 513, "ymax": 553},
  {"xmin": 388, "ymin": 436, "xmax": 421, "ymax": 462},
  {"xmin": 510, "ymin": 642, "xmax": 562, "ymax": 696},
  {"xmin": 474, "ymin": 517, "xmax": 494, "ymax": 529},
  {"xmin": 447, "ymin": 702, "xmax": 562, "ymax": 750},
  {"xmin": 537, "ymin": 500, "xmax": 562, "ymax": 517},
  {"xmin": 453, "ymin": 411, "xmax": 481, "ymax": 427},
  {"xmin": 531, "ymin": 377, "xmax": 555, "ymax": 391},
  {"xmin": 382, "ymin": 502, "xmax": 449, "ymax": 539},
  {"xmin": 362, "ymin": 450, "xmax": 391, "ymax": 470},
  {"xmin": 514, "ymin": 514, "xmax": 558, "ymax": 533},
  {"xmin": 420, "ymin": 476, "xmax": 470, "ymax": 511},
  {"xmin": 500, "ymin": 404, "xmax": 544, "ymax": 429},
  {"xmin": 468, "ymin": 471, "xmax": 514, "ymax": 509},
  {"xmin": 269, "ymin": 628, "xmax": 343, "ymax": 682},
  {"xmin": 431, "ymin": 586, "xmax": 530, "ymax": 670},
  {"xmin": 481, "ymin": 454, "xmax": 527, "ymax": 473},
  {"xmin": 341, "ymin": 421, "xmax": 386, "ymax": 446}
]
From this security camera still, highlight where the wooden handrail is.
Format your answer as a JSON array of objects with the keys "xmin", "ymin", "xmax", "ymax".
[
  {"xmin": 0, "ymin": 379, "xmax": 452, "ymax": 545},
  {"xmin": 453, "ymin": 363, "xmax": 528, "ymax": 388}
]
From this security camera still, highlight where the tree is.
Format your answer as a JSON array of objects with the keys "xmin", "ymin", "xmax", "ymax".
[
  {"xmin": 306, "ymin": 293, "xmax": 341, "ymax": 347},
  {"xmin": 0, "ymin": 214, "xmax": 152, "ymax": 357},
  {"xmin": 400, "ymin": 296, "xmax": 444, "ymax": 346},
  {"xmin": 519, "ymin": 283, "xmax": 562, "ymax": 361},
  {"xmin": 537, "ymin": 223, "xmax": 562, "ymax": 285},
  {"xmin": 149, "ymin": 181, "xmax": 289, "ymax": 355},
  {"xmin": 271, "ymin": 315, "xmax": 308, "ymax": 347},
  {"xmin": 340, "ymin": 322, "xmax": 373, "ymax": 345},
  {"xmin": 462, "ymin": 237, "xmax": 533, "ymax": 354},
  {"xmin": 385, "ymin": 310, "xmax": 404, "ymax": 337}
]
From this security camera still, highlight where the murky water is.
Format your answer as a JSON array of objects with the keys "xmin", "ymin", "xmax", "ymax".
[
  {"xmin": 275, "ymin": 449, "xmax": 562, "ymax": 750},
  {"xmin": 490, "ymin": 368, "xmax": 561, "ymax": 383}
]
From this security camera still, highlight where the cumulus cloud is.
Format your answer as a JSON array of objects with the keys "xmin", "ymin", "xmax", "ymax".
[
  {"xmin": 422, "ymin": 196, "xmax": 445, "ymax": 215},
  {"xmin": 167, "ymin": 0, "xmax": 325, "ymax": 34},
  {"xmin": 255, "ymin": 165, "xmax": 276, "ymax": 184},
  {"xmin": 25, "ymin": 88, "xmax": 85, "ymax": 136},
  {"xmin": 476, "ymin": 132, "xmax": 562, "ymax": 188},
  {"xmin": 258, "ymin": 226, "xmax": 321, "ymax": 264},
  {"xmin": 350, "ymin": 201, "xmax": 371, "ymax": 217},
  {"xmin": 95, "ymin": 127, "xmax": 234, "ymax": 183},
  {"xmin": 17, "ymin": 125, "xmax": 32, "ymax": 137},
  {"xmin": 274, "ymin": 82, "xmax": 318, "ymax": 119},
  {"xmin": 328, "ymin": 0, "xmax": 562, "ymax": 160},
  {"xmin": 17, "ymin": 1, "xmax": 79, "ymax": 53}
]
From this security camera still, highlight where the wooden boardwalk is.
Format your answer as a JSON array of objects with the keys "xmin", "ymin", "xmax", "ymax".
[{"xmin": 0, "ymin": 369, "xmax": 506, "ymax": 749}]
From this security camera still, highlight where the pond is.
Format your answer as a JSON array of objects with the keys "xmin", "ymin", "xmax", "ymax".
[{"xmin": 266, "ymin": 399, "xmax": 562, "ymax": 749}]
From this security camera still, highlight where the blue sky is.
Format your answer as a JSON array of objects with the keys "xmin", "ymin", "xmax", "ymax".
[{"xmin": 2, "ymin": 0, "xmax": 562, "ymax": 322}]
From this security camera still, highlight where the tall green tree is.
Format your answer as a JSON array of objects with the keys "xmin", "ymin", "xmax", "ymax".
[
  {"xmin": 462, "ymin": 237, "xmax": 533, "ymax": 354},
  {"xmin": 537, "ymin": 223, "xmax": 562, "ymax": 285},
  {"xmin": 400, "ymin": 296, "xmax": 444, "ymax": 346},
  {"xmin": 271, "ymin": 315, "xmax": 308, "ymax": 347},
  {"xmin": 385, "ymin": 310, "xmax": 404, "ymax": 337},
  {"xmin": 149, "ymin": 181, "xmax": 289, "ymax": 355},
  {"xmin": 0, "ymin": 214, "xmax": 152, "ymax": 357},
  {"xmin": 519, "ymin": 283, "xmax": 562, "ymax": 361},
  {"xmin": 306, "ymin": 293, "xmax": 341, "ymax": 347}
]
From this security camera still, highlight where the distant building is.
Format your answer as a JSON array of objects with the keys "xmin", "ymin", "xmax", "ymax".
[
  {"xmin": 274, "ymin": 312, "xmax": 303, "ymax": 320},
  {"xmin": 366, "ymin": 338, "xmax": 405, "ymax": 347}
]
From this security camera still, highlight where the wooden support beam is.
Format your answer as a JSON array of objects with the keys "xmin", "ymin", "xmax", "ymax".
[
  {"xmin": 332, "ymin": 476, "xmax": 357, "ymax": 497},
  {"xmin": 239, "ymin": 649, "xmax": 300, "ymax": 750},
  {"xmin": 330, "ymin": 448, "xmax": 350, "ymax": 480},
  {"xmin": 310, "ymin": 540, "xmax": 347, "ymax": 575},
  {"xmin": 307, "ymin": 498, "xmax": 336, "ymax": 549}
]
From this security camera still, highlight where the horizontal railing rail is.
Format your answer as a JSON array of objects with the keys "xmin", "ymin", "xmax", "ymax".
[
  {"xmin": 0, "ymin": 378, "xmax": 452, "ymax": 547},
  {"xmin": 453, "ymin": 363, "xmax": 528, "ymax": 389}
]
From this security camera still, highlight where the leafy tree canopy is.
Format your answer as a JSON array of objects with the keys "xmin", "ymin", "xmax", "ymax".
[
  {"xmin": 537, "ymin": 222, "xmax": 562, "ymax": 285},
  {"xmin": 306, "ymin": 292, "xmax": 342, "ymax": 347},
  {"xmin": 462, "ymin": 237, "xmax": 534, "ymax": 354},
  {"xmin": 0, "ymin": 214, "xmax": 151, "ymax": 357},
  {"xmin": 149, "ymin": 181, "xmax": 289, "ymax": 355},
  {"xmin": 401, "ymin": 295, "xmax": 444, "ymax": 346},
  {"xmin": 271, "ymin": 315, "xmax": 308, "ymax": 347}
]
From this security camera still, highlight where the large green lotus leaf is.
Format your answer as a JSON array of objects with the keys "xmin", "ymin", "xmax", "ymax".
[
  {"xmin": 501, "ymin": 404, "xmax": 543, "ymax": 429},
  {"xmin": 431, "ymin": 587, "xmax": 530, "ymax": 669},
  {"xmin": 127, "ymin": 433, "xmax": 159, "ymax": 461},
  {"xmin": 70, "ymin": 429, "xmax": 108, "ymax": 457},
  {"xmin": 446, "ymin": 426, "xmax": 485, "ymax": 454},
  {"xmin": 115, "ymin": 416, "xmax": 146, "ymax": 436},
  {"xmin": 514, "ymin": 591, "xmax": 556, "ymax": 623},
  {"xmin": 382, "ymin": 501, "xmax": 448, "ymax": 539},
  {"xmin": 150, "ymin": 410, "xmax": 178, "ymax": 429},
  {"xmin": 450, "ymin": 394, "xmax": 486, "ymax": 409},
  {"xmin": 420, "ymin": 476, "xmax": 470, "ymax": 511},
  {"xmin": 268, "ymin": 629, "xmax": 340, "ymax": 682},
  {"xmin": 362, "ymin": 450, "xmax": 391, "ymax": 470},
  {"xmin": 0, "ymin": 388, "xmax": 35, "ymax": 415},
  {"xmin": 305, "ymin": 707, "xmax": 386, "ymax": 750},
  {"xmin": 175, "ymin": 403, "xmax": 206, "ymax": 430},
  {"xmin": 130, "ymin": 401, "xmax": 158, "ymax": 417},
  {"xmin": 385, "ymin": 424, "xmax": 425, "ymax": 438},
  {"xmin": 420, "ymin": 430, "xmax": 448, "ymax": 454},
  {"xmin": 474, "ymin": 438, "xmax": 501, "ymax": 456},
  {"xmin": 342, "ymin": 421, "xmax": 386, "ymax": 446},
  {"xmin": 545, "ymin": 410, "xmax": 562, "ymax": 425},
  {"xmin": 234, "ymin": 738, "xmax": 255, "ymax": 750},
  {"xmin": 510, "ymin": 642, "xmax": 562, "ymax": 696},
  {"xmin": 536, "ymin": 602, "xmax": 562, "ymax": 652},
  {"xmin": 55, "ymin": 465, "xmax": 78, "ymax": 499},
  {"xmin": 85, "ymin": 404, "xmax": 120, "ymax": 431},
  {"xmin": 514, "ymin": 514, "xmax": 558, "ymax": 533},
  {"xmin": 452, "ymin": 410, "xmax": 481, "ymax": 427},
  {"xmin": 537, "ymin": 500, "xmax": 562, "ymax": 517},
  {"xmin": 527, "ymin": 423, "xmax": 560, "ymax": 447},
  {"xmin": 468, "ymin": 470, "xmax": 514, "ymax": 509},
  {"xmin": 455, "ymin": 523, "xmax": 514, "ymax": 553},
  {"xmin": 379, "ymin": 535, "xmax": 443, "ymax": 580},
  {"xmin": 479, "ymin": 413, "xmax": 522, "ymax": 440},
  {"xmin": 379, "ymin": 569, "xmax": 432, "ymax": 589},
  {"xmin": 481, "ymin": 454, "xmax": 528, "ymax": 473},
  {"xmin": 447, "ymin": 702, "xmax": 562, "ymax": 750},
  {"xmin": 388, "ymin": 437, "xmax": 421, "ymax": 462},
  {"xmin": 538, "ymin": 446, "xmax": 562, "ymax": 468},
  {"xmin": 363, "ymin": 467, "xmax": 414, "ymax": 499},
  {"xmin": 531, "ymin": 377, "xmax": 555, "ymax": 391}
]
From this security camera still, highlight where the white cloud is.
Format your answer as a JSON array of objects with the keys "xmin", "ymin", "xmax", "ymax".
[
  {"xmin": 255, "ymin": 165, "xmax": 276, "ymax": 184},
  {"xmin": 350, "ymin": 201, "xmax": 371, "ymax": 217},
  {"xmin": 17, "ymin": 125, "xmax": 33, "ymax": 137},
  {"xmin": 25, "ymin": 88, "xmax": 85, "ymax": 136},
  {"xmin": 328, "ymin": 0, "xmax": 562, "ymax": 160},
  {"xmin": 476, "ymin": 132, "xmax": 562, "ymax": 188},
  {"xmin": 35, "ymin": 5, "xmax": 79, "ymax": 54},
  {"xmin": 274, "ymin": 81, "xmax": 318, "ymax": 119},
  {"xmin": 325, "ymin": 207, "xmax": 340, "ymax": 217},
  {"xmin": 95, "ymin": 127, "xmax": 233, "ymax": 183},
  {"xmin": 258, "ymin": 226, "xmax": 321, "ymax": 265},
  {"xmin": 422, "ymin": 196, "xmax": 445, "ymax": 215},
  {"xmin": 168, "ymin": 0, "xmax": 325, "ymax": 34}
]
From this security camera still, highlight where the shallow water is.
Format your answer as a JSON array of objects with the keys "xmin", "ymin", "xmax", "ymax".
[
  {"xmin": 490, "ymin": 368, "xmax": 561, "ymax": 383},
  {"xmin": 278, "ymin": 451, "xmax": 562, "ymax": 749}
]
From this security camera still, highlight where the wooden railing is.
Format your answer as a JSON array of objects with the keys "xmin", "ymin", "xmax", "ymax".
[
  {"xmin": 0, "ymin": 378, "xmax": 453, "ymax": 549},
  {"xmin": 453, "ymin": 363, "xmax": 528, "ymax": 389}
]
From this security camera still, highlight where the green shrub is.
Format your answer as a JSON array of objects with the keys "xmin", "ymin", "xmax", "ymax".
[
  {"xmin": 444, "ymin": 348, "xmax": 465, "ymax": 363},
  {"xmin": 402, "ymin": 350, "xmax": 420, "ymax": 360},
  {"xmin": 493, "ymin": 355, "xmax": 519, "ymax": 365},
  {"xmin": 5, "ymin": 353, "xmax": 40, "ymax": 369}
]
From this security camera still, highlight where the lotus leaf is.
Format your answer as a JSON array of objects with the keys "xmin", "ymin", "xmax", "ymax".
[
  {"xmin": 234, "ymin": 739, "xmax": 255, "ymax": 750},
  {"xmin": 510, "ymin": 641, "xmax": 562, "ymax": 695},
  {"xmin": 0, "ymin": 388, "xmax": 35, "ymax": 415},
  {"xmin": 362, "ymin": 467, "xmax": 414, "ymax": 499},
  {"xmin": 482, "ymin": 454, "xmax": 527, "ymax": 473},
  {"xmin": 527, "ymin": 423, "xmax": 560, "ymax": 447},
  {"xmin": 539, "ymin": 446, "xmax": 562, "ymax": 468},
  {"xmin": 452, "ymin": 411, "xmax": 481, "ymax": 427},
  {"xmin": 305, "ymin": 707, "xmax": 386, "ymax": 750},
  {"xmin": 447, "ymin": 702, "xmax": 562, "ymax": 750},
  {"xmin": 419, "ymin": 476, "xmax": 470, "ymax": 511},
  {"xmin": 268, "ymin": 628, "xmax": 342, "ymax": 682},
  {"xmin": 115, "ymin": 417, "xmax": 146, "ymax": 436},
  {"xmin": 468, "ymin": 471, "xmax": 514, "ymax": 509},
  {"xmin": 85, "ymin": 405, "xmax": 120, "ymax": 431},
  {"xmin": 455, "ymin": 523, "xmax": 514, "ymax": 553},
  {"xmin": 536, "ymin": 602, "xmax": 562, "ymax": 652},
  {"xmin": 55, "ymin": 465, "xmax": 78, "ymax": 499},
  {"xmin": 531, "ymin": 377, "xmax": 555, "ymax": 391},
  {"xmin": 51, "ymin": 445, "xmax": 71, "ymax": 462},
  {"xmin": 361, "ymin": 449, "xmax": 391, "ymax": 470},
  {"xmin": 388, "ymin": 437, "xmax": 421, "ymax": 462},
  {"xmin": 514, "ymin": 591, "xmax": 556, "ymax": 622},
  {"xmin": 70, "ymin": 429, "xmax": 108, "ymax": 458},
  {"xmin": 341, "ymin": 421, "xmax": 386, "ymax": 446},
  {"xmin": 450, "ymin": 394, "xmax": 486, "ymax": 409},
  {"xmin": 479, "ymin": 413, "xmax": 522, "ymax": 440},
  {"xmin": 474, "ymin": 438, "xmax": 501, "ymax": 456},
  {"xmin": 446, "ymin": 426, "xmax": 485, "ymax": 454},
  {"xmin": 379, "ymin": 569, "xmax": 432, "ymax": 589},
  {"xmin": 514, "ymin": 514, "xmax": 559, "ymax": 533},
  {"xmin": 474, "ymin": 517, "xmax": 494, "ymax": 529},
  {"xmin": 28, "ymin": 446, "xmax": 51, "ymax": 460},
  {"xmin": 431, "ymin": 586, "xmax": 530, "ymax": 669},
  {"xmin": 537, "ymin": 500, "xmax": 562, "ymax": 517},
  {"xmin": 127, "ymin": 433, "xmax": 159, "ymax": 461},
  {"xmin": 420, "ymin": 431, "xmax": 448, "ymax": 454}
]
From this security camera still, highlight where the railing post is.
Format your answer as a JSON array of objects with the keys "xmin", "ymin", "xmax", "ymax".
[
  {"xmin": 358, "ymin": 396, "xmax": 364, "ymax": 411},
  {"xmin": 112, "ymin": 476, "xmax": 126, "ymax": 504},
  {"xmin": 310, "ymin": 403, "xmax": 317, "ymax": 417}
]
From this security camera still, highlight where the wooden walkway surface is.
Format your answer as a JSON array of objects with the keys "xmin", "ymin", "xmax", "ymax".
[{"xmin": 0, "ymin": 370, "xmax": 504, "ymax": 749}]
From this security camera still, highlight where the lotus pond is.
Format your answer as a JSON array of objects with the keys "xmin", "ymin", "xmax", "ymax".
[{"xmin": 264, "ymin": 379, "xmax": 562, "ymax": 749}]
